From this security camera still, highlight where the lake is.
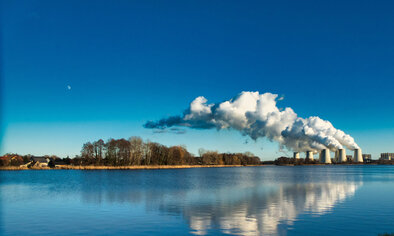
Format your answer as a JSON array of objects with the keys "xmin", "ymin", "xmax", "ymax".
[{"xmin": 1, "ymin": 166, "xmax": 394, "ymax": 235}]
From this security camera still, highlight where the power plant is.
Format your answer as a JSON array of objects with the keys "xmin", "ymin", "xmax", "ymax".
[
  {"xmin": 320, "ymin": 149, "xmax": 332, "ymax": 164},
  {"xmin": 293, "ymin": 148, "xmax": 364, "ymax": 164},
  {"xmin": 306, "ymin": 151, "xmax": 314, "ymax": 160},
  {"xmin": 337, "ymin": 149, "xmax": 347, "ymax": 163},
  {"xmin": 354, "ymin": 148, "xmax": 363, "ymax": 163}
]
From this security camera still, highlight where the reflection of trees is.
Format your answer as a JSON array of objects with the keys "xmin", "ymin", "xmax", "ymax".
[{"xmin": 79, "ymin": 170, "xmax": 361, "ymax": 236}]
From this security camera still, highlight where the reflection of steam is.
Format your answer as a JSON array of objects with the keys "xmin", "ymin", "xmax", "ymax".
[
  {"xmin": 0, "ymin": 168, "xmax": 367, "ymax": 236},
  {"xmin": 303, "ymin": 183, "xmax": 358, "ymax": 214},
  {"xmin": 185, "ymin": 182, "xmax": 360, "ymax": 235},
  {"xmin": 73, "ymin": 168, "xmax": 366, "ymax": 236},
  {"xmin": 78, "ymin": 175, "xmax": 360, "ymax": 236}
]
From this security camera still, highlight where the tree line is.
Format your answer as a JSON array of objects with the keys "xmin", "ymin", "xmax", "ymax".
[
  {"xmin": 0, "ymin": 136, "xmax": 262, "ymax": 167},
  {"xmin": 2, "ymin": 140, "xmax": 394, "ymax": 167},
  {"xmin": 74, "ymin": 137, "xmax": 261, "ymax": 166}
]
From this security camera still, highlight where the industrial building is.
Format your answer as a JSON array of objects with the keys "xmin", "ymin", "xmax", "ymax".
[
  {"xmin": 380, "ymin": 153, "xmax": 394, "ymax": 160},
  {"xmin": 320, "ymin": 149, "xmax": 332, "ymax": 163},
  {"xmin": 362, "ymin": 154, "xmax": 372, "ymax": 162},
  {"xmin": 306, "ymin": 151, "xmax": 314, "ymax": 160},
  {"xmin": 294, "ymin": 148, "xmax": 363, "ymax": 164},
  {"xmin": 334, "ymin": 149, "xmax": 347, "ymax": 162}
]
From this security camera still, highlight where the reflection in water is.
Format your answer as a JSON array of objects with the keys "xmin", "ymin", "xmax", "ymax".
[
  {"xmin": 185, "ymin": 182, "xmax": 360, "ymax": 235},
  {"xmin": 78, "ymin": 172, "xmax": 361, "ymax": 236},
  {"xmin": 6, "ymin": 167, "xmax": 387, "ymax": 235}
]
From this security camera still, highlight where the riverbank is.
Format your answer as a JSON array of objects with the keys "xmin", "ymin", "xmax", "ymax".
[
  {"xmin": 0, "ymin": 164, "xmax": 265, "ymax": 171},
  {"xmin": 2, "ymin": 163, "xmax": 392, "ymax": 170}
]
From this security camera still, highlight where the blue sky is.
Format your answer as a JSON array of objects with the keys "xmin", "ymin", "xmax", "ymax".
[{"xmin": 1, "ymin": 0, "xmax": 394, "ymax": 159}]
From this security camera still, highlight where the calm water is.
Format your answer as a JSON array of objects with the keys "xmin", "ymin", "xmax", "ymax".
[{"xmin": 1, "ymin": 166, "xmax": 394, "ymax": 235}]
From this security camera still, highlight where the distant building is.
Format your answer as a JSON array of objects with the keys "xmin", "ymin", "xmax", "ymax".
[
  {"xmin": 380, "ymin": 153, "xmax": 394, "ymax": 160},
  {"xmin": 362, "ymin": 154, "xmax": 372, "ymax": 163},
  {"xmin": 31, "ymin": 156, "xmax": 50, "ymax": 167},
  {"xmin": 346, "ymin": 155, "xmax": 353, "ymax": 162}
]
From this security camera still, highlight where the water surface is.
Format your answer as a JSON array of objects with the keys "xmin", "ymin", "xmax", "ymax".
[{"xmin": 1, "ymin": 166, "xmax": 394, "ymax": 235}]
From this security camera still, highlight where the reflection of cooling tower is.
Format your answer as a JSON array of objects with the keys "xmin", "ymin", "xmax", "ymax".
[
  {"xmin": 354, "ymin": 149, "xmax": 363, "ymax": 163},
  {"xmin": 338, "ymin": 149, "xmax": 347, "ymax": 163},
  {"xmin": 320, "ymin": 149, "xmax": 332, "ymax": 164},
  {"xmin": 293, "ymin": 152, "xmax": 300, "ymax": 159},
  {"xmin": 306, "ymin": 151, "xmax": 314, "ymax": 160}
]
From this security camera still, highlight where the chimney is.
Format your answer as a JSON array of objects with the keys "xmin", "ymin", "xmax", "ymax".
[
  {"xmin": 306, "ymin": 151, "xmax": 314, "ymax": 160},
  {"xmin": 354, "ymin": 149, "xmax": 363, "ymax": 163},
  {"xmin": 338, "ymin": 149, "xmax": 347, "ymax": 163},
  {"xmin": 293, "ymin": 152, "xmax": 300, "ymax": 159},
  {"xmin": 320, "ymin": 149, "xmax": 332, "ymax": 164}
]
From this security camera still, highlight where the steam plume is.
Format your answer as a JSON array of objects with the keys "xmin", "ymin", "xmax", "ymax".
[{"xmin": 144, "ymin": 91, "xmax": 359, "ymax": 152}]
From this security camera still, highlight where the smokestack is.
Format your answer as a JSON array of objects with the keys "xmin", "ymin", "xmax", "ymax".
[
  {"xmin": 337, "ymin": 148, "xmax": 347, "ymax": 162},
  {"xmin": 306, "ymin": 151, "xmax": 314, "ymax": 160},
  {"xmin": 293, "ymin": 152, "xmax": 300, "ymax": 159},
  {"xmin": 354, "ymin": 148, "xmax": 363, "ymax": 163},
  {"xmin": 338, "ymin": 149, "xmax": 347, "ymax": 163},
  {"xmin": 320, "ymin": 149, "xmax": 332, "ymax": 164}
]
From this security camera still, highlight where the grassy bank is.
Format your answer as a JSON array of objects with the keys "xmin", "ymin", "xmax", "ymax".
[
  {"xmin": 1, "ymin": 163, "xmax": 391, "ymax": 171},
  {"xmin": 0, "ymin": 165, "xmax": 264, "ymax": 171},
  {"xmin": 0, "ymin": 166, "xmax": 52, "ymax": 170}
]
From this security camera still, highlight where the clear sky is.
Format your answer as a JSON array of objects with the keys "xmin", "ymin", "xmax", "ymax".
[{"xmin": 1, "ymin": 0, "xmax": 394, "ymax": 160}]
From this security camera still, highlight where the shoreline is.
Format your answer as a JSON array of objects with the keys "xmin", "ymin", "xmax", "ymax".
[
  {"xmin": 0, "ymin": 164, "xmax": 262, "ymax": 171},
  {"xmin": 1, "ymin": 163, "xmax": 392, "ymax": 171}
]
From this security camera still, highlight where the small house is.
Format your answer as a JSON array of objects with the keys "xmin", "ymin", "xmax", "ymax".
[{"xmin": 31, "ymin": 156, "xmax": 50, "ymax": 167}]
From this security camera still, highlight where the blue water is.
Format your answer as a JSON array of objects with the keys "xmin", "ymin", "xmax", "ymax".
[{"xmin": 1, "ymin": 166, "xmax": 394, "ymax": 235}]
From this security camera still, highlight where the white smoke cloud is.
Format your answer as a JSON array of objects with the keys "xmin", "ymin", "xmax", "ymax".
[{"xmin": 144, "ymin": 91, "xmax": 359, "ymax": 152}]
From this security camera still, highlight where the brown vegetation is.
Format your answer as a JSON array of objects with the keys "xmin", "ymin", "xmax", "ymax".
[
  {"xmin": 55, "ymin": 165, "xmax": 252, "ymax": 170},
  {"xmin": 3, "ymin": 137, "xmax": 392, "ymax": 170},
  {"xmin": 274, "ymin": 157, "xmax": 320, "ymax": 166},
  {"xmin": 74, "ymin": 137, "xmax": 261, "ymax": 166},
  {"xmin": 0, "ymin": 165, "xmax": 263, "ymax": 171},
  {"xmin": 0, "ymin": 136, "xmax": 262, "ymax": 169}
]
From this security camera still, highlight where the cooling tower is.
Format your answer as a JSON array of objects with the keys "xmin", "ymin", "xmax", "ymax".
[
  {"xmin": 293, "ymin": 152, "xmax": 300, "ymax": 159},
  {"xmin": 320, "ymin": 149, "xmax": 332, "ymax": 164},
  {"xmin": 354, "ymin": 149, "xmax": 363, "ymax": 163},
  {"xmin": 338, "ymin": 149, "xmax": 347, "ymax": 163},
  {"xmin": 306, "ymin": 151, "xmax": 314, "ymax": 160}
]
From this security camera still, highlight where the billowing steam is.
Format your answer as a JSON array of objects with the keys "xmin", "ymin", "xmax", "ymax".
[{"xmin": 144, "ymin": 91, "xmax": 359, "ymax": 152}]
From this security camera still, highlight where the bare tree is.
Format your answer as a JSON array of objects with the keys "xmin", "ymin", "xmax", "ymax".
[
  {"xmin": 93, "ymin": 139, "xmax": 105, "ymax": 164},
  {"xmin": 129, "ymin": 136, "xmax": 143, "ymax": 165},
  {"xmin": 198, "ymin": 148, "xmax": 206, "ymax": 157},
  {"xmin": 81, "ymin": 142, "xmax": 95, "ymax": 164}
]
